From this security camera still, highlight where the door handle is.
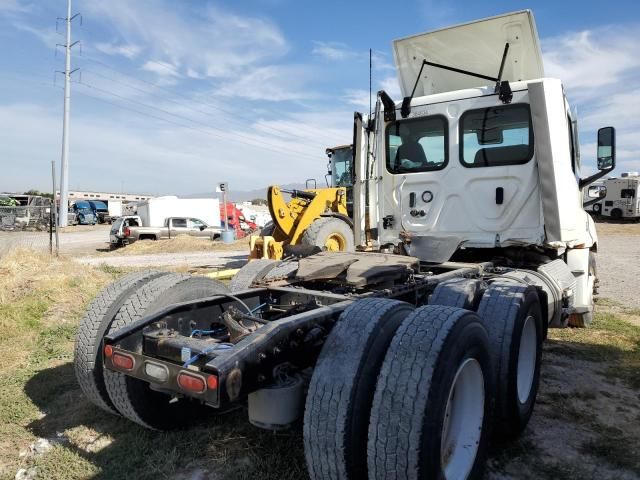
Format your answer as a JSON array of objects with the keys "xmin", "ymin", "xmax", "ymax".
[
  {"xmin": 409, "ymin": 192, "xmax": 416, "ymax": 208},
  {"xmin": 496, "ymin": 187, "xmax": 504, "ymax": 205}
]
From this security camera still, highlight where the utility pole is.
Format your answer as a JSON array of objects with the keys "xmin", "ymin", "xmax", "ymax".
[{"xmin": 57, "ymin": 0, "xmax": 80, "ymax": 227}]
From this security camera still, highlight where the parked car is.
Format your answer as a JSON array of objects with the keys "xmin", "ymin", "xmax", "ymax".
[
  {"xmin": 109, "ymin": 215, "xmax": 143, "ymax": 248},
  {"xmin": 122, "ymin": 217, "xmax": 223, "ymax": 244}
]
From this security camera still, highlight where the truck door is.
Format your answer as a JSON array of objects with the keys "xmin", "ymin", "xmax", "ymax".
[
  {"xmin": 377, "ymin": 91, "xmax": 543, "ymax": 253},
  {"xmin": 188, "ymin": 218, "xmax": 209, "ymax": 237},
  {"xmin": 169, "ymin": 218, "xmax": 188, "ymax": 237}
]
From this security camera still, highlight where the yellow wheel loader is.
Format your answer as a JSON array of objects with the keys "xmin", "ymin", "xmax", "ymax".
[{"xmin": 249, "ymin": 145, "xmax": 354, "ymax": 260}]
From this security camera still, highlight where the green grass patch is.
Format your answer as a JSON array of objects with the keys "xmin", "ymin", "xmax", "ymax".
[
  {"xmin": 0, "ymin": 296, "xmax": 48, "ymax": 332},
  {"xmin": 548, "ymin": 310, "xmax": 640, "ymax": 391}
]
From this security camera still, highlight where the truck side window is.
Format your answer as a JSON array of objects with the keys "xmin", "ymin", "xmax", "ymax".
[
  {"xmin": 460, "ymin": 104, "xmax": 533, "ymax": 167},
  {"xmin": 621, "ymin": 189, "xmax": 635, "ymax": 199},
  {"xmin": 385, "ymin": 115, "xmax": 448, "ymax": 174},
  {"xmin": 568, "ymin": 115, "xmax": 576, "ymax": 173},
  {"xmin": 172, "ymin": 218, "xmax": 187, "ymax": 228},
  {"xmin": 189, "ymin": 218, "xmax": 205, "ymax": 228}
]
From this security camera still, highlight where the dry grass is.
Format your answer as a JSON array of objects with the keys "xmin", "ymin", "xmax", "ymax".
[
  {"xmin": 102, "ymin": 235, "xmax": 250, "ymax": 256},
  {"xmin": 594, "ymin": 220, "xmax": 640, "ymax": 236},
  {"xmin": 0, "ymin": 251, "xmax": 639, "ymax": 479}
]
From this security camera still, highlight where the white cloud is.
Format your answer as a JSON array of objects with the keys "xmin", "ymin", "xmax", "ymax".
[
  {"xmin": 542, "ymin": 25, "xmax": 640, "ymax": 174},
  {"xmin": 0, "ymin": 0, "xmax": 30, "ymax": 14},
  {"xmin": 0, "ymin": 100, "xmax": 352, "ymax": 195},
  {"xmin": 83, "ymin": 0, "xmax": 288, "ymax": 81},
  {"xmin": 312, "ymin": 41, "xmax": 358, "ymax": 61},
  {"xmin": 342, "ymin": 89, "xmax": 371, "ymax": 109},
  {"xmin": 141, "ymin": 60, "xmax": 180, "ymax": 78},
  {"xmin": 217, "ymin": 65, "xmax": 316, "ymax": 102},
  {"xmin": 379, "ymin": 76, "xmax": 402, "ymax": 99},
  {"xmin": 543, "ymin": 27, "xmax": 640, "ymax": 100},
  {"xmin": 95, "ymin": 42, "xmax": 142, "ymax": 59}
]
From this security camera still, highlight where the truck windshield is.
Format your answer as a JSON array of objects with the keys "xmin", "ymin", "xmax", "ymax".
[
  {"xmin": 332, "ymin": 148, "xmax": 353, "ymax": 187},
  {"xmin": 386, "ymin": 115, "xmax": 448, "ymax": 174}
]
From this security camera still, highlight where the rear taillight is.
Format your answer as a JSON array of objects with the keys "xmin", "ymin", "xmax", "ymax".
[
  {"xmin": 104, "ymin": 344, "xmax": 113, "ymax": 358},
  {"xmin": 112, "ymin": 352, "xmax": 135, "ymax": 370},
  {"xmin": 207, "ymin": 375, "xmax": 218, "ymax": 390},
  {"xmin": 177, "ymin": 372, "xmax": 206, "ymax": 393},
  {"xmin": 123, "ymin": 227, "xmax": 131, "ymax": 237}
]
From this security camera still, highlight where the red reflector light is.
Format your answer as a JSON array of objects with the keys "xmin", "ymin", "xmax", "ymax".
[
  {"xmin": 112, "ymin": 352, "xmax": 134, "ymax": 370},
  {"xmin": 177, "ymin": 372, "xmax": 206, "ymax": 393},
  {"xmin": 104, "ymin": 344, "xmax": 113, "ymax": 358},
  {"xmin": 124, "ymin": 227, "xmax": 131, "ymax": 237},
  {"xmin": 206, "ymin": 375, "xmax": 218, "ymax": 390}
]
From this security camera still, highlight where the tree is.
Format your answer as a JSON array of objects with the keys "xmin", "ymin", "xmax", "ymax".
[
  {"xmin": 251, "ymin": 198, "xmax": 267, "ymax": 206},
  {"xmin": 23, "ymin": 190, "xmax": 53, "ymax": 199}
]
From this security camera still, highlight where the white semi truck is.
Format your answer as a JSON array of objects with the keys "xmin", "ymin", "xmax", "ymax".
[{"xmin": 74, "ymin": 11, "xmax": 615, "ymax": 480}]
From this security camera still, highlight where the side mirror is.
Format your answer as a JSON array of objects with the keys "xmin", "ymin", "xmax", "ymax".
[
  {"xmin": 579, "ymin": 126, "xmax": 616, "ymax": 189},
  {"xmin": 597, "ymin": 126, "xmax": 616, "ymax": 171},
  {"xmin": 199, "ymin": 225, "xmax": 205, "ymax": 231}
]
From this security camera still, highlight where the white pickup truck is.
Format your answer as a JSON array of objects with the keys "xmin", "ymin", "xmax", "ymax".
[{"xmin": 112, "ymin": 216, "xmax": 223, "ymax": 247}]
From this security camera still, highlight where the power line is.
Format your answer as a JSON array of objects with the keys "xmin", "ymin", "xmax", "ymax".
[
  {"xmin": 73, "ymin": 80, "xmax": 323, "ymax": 162},
  {"xmin": 79, "ymin": 55, "xmax": 343, "ymax": 146},
  {"xmin": 81, "ymin": 67, "xmax": 331, "ymax": 151}
]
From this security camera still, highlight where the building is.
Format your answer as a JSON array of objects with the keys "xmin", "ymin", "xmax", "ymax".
[{"xmin": 55, "ymin": 190, "xmax": 155, "ymax": 203}]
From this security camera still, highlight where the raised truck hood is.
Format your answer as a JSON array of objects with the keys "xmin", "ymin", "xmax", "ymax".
[{"xmin": 392, "ymin": 10, "xmax": 544, "ymax": 97}]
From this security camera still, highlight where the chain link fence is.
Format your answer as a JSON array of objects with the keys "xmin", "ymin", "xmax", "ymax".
[
  {"xmin": 0, "ymin": 206, "xmax": 56, "ymax": 258},
  {"xmin": 0, "ymin": 206, "xmax": 52, "ymax": 232}
]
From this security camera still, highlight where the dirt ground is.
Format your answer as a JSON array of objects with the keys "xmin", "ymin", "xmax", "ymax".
[
  {"xmin": 0, "ymin": 222, "xmax": 639, "ymax": 480},
  {"xmin": 594, "ymin": 221, "xmax": 640, "ymax": 309}
]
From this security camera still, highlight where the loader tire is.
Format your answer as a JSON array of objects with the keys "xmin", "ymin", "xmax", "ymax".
[
  {"xmin": 304, "ymin": 298, "xmax": 414, "ymax": 480},
  {"xmin": 104, "ymin": 275, "xmax": 230, "ymax": 430},
  {"xmin": 74, "ymin": 270, "xmax": 168, "ymax": 415},
  {"xmin": 477, "ymin": 282, "xmax": 543, "ymax": 439},
  {"xmin": 260, "ymin": 222, "xmax": 275, "ymax": 236},
  {"xmin": 429, "ymin": 278, "xmax": 486, "ymax": 310},
  {"xmin": 230, "ymin": 259, "xmax": 279, "ymax": 291},
  {"xmin": 368, "ymin": 305, "xmax": 492, "ymax": 480},
  {"xmin": 300, "ymin": 217, "xmax": 354, "ymax": 252}
]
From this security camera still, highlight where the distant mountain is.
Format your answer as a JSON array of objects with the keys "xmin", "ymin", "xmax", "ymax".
[{"xmin": 184, "ymin": 182, "xmax": 310, "ymax": 202}]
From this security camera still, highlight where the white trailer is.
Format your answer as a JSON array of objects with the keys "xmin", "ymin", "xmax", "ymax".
[
  {"xmin": 600, "ymin": 173, "xmax": 640, "ymax": 220},
  {"xmin": 107, "ymin": 200, "xmax": 123, "ymax": 219},
  {"xmin": 136, "ymin": 196, "xmax": 221, "ymax": 228}
]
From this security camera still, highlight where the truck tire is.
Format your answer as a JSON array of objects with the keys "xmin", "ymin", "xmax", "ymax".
[
  {"xmin": 230, "ymin": 259, "xmax": 279, "ymax": 291},
  {"xmin": 263, "ymin": 260, "xmax": 298, "ymax": 281},
  {"xmin": 368, "ymin": 305, "xmax": 492, "ymax": 480},
  {"xmin": 611, "ymin": 208, "xmax": 622, "ymax": 220},
  {"xmin": 104, "ymin": 275, "xmax": 230, "ymax": 430},
  {"xmin": 304, "ymin": 298, "xmax": 414, "ymax": 480},
  {"xmin": 300, "ymin": 217, "xmax": 354, "ymax": 253},
  {"xmin": 74, "ymin": 270, "xmax": 168, "ymax": 415},
  {"xmin": 429, "ymin": 278, "xmax": 486, "ymax": 310},
  {"xmin": 477, "ymin": 282, "xmax": 543, "ymax": 439}
]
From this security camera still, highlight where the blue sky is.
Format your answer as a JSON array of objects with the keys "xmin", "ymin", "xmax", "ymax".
[{"xmin": 1, "ymin": 0, "xmax": 639, "ymax": 195}]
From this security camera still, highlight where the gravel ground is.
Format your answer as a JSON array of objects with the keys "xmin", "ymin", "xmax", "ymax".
[
  {"xmin": 0, "ymin": 225, "xmax": 110, "ymax": 255},
  {"xmin": 594, "ymin": 221, "xmax": 640, "ymax": 308}
]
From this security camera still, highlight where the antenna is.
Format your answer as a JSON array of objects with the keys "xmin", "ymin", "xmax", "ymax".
[
  {"xmin": 56, "ymin": 0, "xmax": 81, "ymax": 227},
  {"xmin": 369, "ymin": 48, "xmax": 372, "ymax": 121}
]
